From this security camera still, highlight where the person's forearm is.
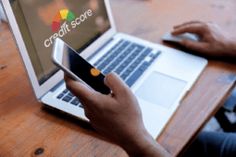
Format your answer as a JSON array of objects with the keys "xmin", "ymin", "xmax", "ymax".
[{"xmin": 121, "ymin": 130, "xmax": 172, "ymax": 157}]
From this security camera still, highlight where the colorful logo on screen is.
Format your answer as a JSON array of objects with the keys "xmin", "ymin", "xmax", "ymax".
[
  {"xmin": 51, "ymin": 9, "xmax": 76, "ymax": 32},
  {"xmin": 44, "ymin": 8, "xmax": 93, "ymax": 48}
]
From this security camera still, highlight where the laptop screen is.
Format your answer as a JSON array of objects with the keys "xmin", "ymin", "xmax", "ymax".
[{"xmin": 10, "ymin": 0, "xmax": 110, "ymax": 85}]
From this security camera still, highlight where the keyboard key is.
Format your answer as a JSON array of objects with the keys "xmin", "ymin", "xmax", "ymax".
[
  {"xmin": 127, "ymin": 64, "xmax": 137, "ymax": 73},
  {"xmin": 133, "ymin": 43, "xmax": 145, "ymax": 50},
  {"xmin": 67, "ymin": 92, "xmax": 74, "ymax": 97},
  {"xmin": 126, "ymin": 69, "xmax": 144, "ymax": 87},
  {"xmin": 133, "ymin": 49, "xmax": 142, "ymax": 56},
  {"xmin": 136, "ymin": 56, "xmax": 144, "ymax": 63},
  {"xmin": 124, "ymin": 48, "xmax": 134, "ymax": 55},
  {"xmin": 71, "ymin": 98, "xmax": 80, "ymax": 106},
  {"xmin": 129, "ymin": 53, "xmax": 136, "ymax": 60},
  {"xmin": 103, "ymin": 59, "xmax": 123, "ymax": 74},
  {"xmin": 139, "ymin": 62, "xmax": 151, "ymax": 71},
  {"xmin": 131, "ymin": 59, "xmax": 140, "ymax": 67},
  {"xmin": 97, "ymin": 62, "xmax": 108, "ymax": 70},
  {"xmin": 97, "ymin": 52, "xmax": 121, "ymax": 70},
  {"xmin": 103, "ymin": 67, "xmax": 114, "ymax": 74},
  {"xmin": 121, "ymin": 72, "xmax": 130, "ymax": 80},
  {"xmin": 62, "ymin": 89, "xmax": 68, "ymax": 94},
  {"xmin": 123, "ymin": 59, "xmax": 131, "ymax": 66},
  {"xmin": 62, "ymin": 96, "xmax": 73, "ymax": 102},
  {"xmin": 141, "ymin": 48, "xmax": 152, "ymax": 57},
  {"xmin": 109, "ymin": 62, "xmax": 119, "ymax": 69},
  {"xmin": 57, "ymin": 93, "xmax": 64, "ymax": 99},
  {"xmin": 116, "ymin": 56, "xmax": 123, "ymax": 62},
  {"xmin": 115, "ymin": 67, "xmax": 124, "ymax": 74},
  {"xmin": 153, "ymin": 51, "xmax": 161, "ymax": 60},
  {"xmin": 116, "ymin": 47, "xmax": 124, "ymax": 52},
  {"xmin": 117, "ymin": 53, "xmax": 127, "ymax": 61},
  {"xmin": 115, "ymin": 63, "xmax": 127, "ymax": 74}
]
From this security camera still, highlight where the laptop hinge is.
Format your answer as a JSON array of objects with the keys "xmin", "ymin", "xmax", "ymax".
[
  {"xmin": 40, "ymin": 80, "xmax": 64, "ymax": 100},
  {"xmin": 49, "ymin": 80, "xmax": 64, "ymax": 92}
]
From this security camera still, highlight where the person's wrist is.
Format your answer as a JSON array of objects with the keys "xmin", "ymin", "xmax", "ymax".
[
  {"xmin": 122, "ymin": 129, "xmax": 154, "ymax": 156},
  {"xmin": 120, "ymin": 128, "xmax": 171, "ymax": 157}
]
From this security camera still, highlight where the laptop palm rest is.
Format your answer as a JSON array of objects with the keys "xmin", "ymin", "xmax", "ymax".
[{"xmin": 135, "ymin": 72, "xmax": 187, "ymax": 108}]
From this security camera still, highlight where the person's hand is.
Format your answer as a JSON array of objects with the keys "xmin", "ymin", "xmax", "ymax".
[
  {"xmin": 65, "ymin": 73, "xmax": 171, "ymax": 157},
  {"xmin": 172, "ymin": 21, "xmax": 236, "ymax": 58}
]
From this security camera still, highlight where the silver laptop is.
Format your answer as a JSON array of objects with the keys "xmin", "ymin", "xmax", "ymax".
[{"xmin": 2, "ymin": 0, "xmax": 207, "ymax": 138}]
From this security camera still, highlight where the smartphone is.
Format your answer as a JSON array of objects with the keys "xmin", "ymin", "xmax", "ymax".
[{"xmin": 52, "ymin": 38, "xmax": 110, "ymax": 94}]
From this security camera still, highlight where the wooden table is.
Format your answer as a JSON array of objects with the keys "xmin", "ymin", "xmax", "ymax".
[{"xmin": 0, "ymin": 0, "xmax": 236, "ymax": 156}]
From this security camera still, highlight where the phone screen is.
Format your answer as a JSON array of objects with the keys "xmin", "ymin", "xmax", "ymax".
[{"xmin": 62, "ymin": 43, "xmax": 110, "ymax": 94}]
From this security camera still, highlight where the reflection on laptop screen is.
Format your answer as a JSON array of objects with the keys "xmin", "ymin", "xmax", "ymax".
[{"xmin": 10, "ymin": 0, "xmax": 110, "ymax": 85}]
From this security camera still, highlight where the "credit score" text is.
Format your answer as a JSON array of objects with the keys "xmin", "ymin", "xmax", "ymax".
[{"xmin": 44, "ymin": 9, "xmax": 93, "ymax": 48}]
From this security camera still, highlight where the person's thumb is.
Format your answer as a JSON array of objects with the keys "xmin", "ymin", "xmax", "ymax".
[
  {"xmin": 104, "ymin": 73, "xmax": 130, "ymax": 97},
  {"xmin": 64, "ymin": 75, "xmax": 94, "ymax": 102}
]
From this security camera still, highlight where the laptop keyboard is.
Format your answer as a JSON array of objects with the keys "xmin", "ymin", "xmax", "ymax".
[
  {"xmin": 56, "ymin": 39, "xmax": 161, "ymax": 107},
  {"xmin": 57, "ymin": 89, "xmax": 84, "ymax": 108}
]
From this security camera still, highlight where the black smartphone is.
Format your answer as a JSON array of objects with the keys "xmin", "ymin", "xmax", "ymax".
[{"xmin": 52, "ymin": 38, "xmax": 110, "ymax": 94}]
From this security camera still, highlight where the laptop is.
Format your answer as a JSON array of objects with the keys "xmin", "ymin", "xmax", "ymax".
[{"xmin": 2, "ymin": 0, "xmax": 207, "ymax": 138}]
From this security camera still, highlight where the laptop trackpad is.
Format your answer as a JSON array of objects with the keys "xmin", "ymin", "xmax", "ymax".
[{"xmin": 135, "ymin": 72, "xmax": 187, "ymax": 108}]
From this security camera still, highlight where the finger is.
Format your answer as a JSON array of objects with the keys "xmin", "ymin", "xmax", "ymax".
[
  {"xmin": 173, "ymin": 21, "xmax": 203, "ymax": 29},
  {"xmin": 172, "ymin": 23, "xmax": 206, "ymax": 36},
  {"xmin": 180, "ymin": 39, "xmax": 209, "ymax": 52},
  {"xmin": 64, "ymin": 75, "xmax": 95, "ymax": 102},
  {"xmin": 104, "ymin": 73, "xmax": 130, "ymax": 97}
]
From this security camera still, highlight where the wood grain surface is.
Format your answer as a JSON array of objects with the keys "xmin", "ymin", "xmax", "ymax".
[{"xmin": 0, "ymin": 0, "xmax": 236, "ymax": 156}]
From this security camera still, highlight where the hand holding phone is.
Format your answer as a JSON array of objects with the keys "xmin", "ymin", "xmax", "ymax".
[{"xmin": 52, "ymin": 38, "xmax": 110, "ymax": 94}]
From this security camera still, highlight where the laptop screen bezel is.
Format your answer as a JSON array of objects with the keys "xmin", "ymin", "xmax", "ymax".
[{"xmin": 2, "ymin": 0, "xmax": 116, "ymax": 99}]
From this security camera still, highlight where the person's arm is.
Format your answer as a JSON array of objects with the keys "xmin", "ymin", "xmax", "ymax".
[
  {"xmin": 65, "ymin": 73, "xmax": 171, "ymax": 157},
  {"xmin": 172, "ymin": 21, "xmax": 236, "ymax": 58}
]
